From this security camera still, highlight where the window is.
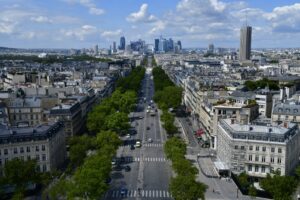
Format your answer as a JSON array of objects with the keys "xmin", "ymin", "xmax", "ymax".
[
  {"xmin": 262, "ymin": 156, "xmax": 266, "ymax": 162},
  {"xmin": 255, "ymin": 165, "xmax": 259, "ymax": 172},
  {"xmin": 271, "ymin": 157, "xmax": 274, "ymax": 163},
  {"xmin": 222, "ymin": 110, "xmax": 226, "ymax": 115},
  {"xmin": 36, "ymin": 146, "xmax": 39, "ymax": 152},
  {"xmin": 20, "ymin": 156, "xmax": 24, "ymax": 160},
  {"xmin": 248, "ymin": 165, "xmax": 252, "ymax": 171},
  {"xmin": 234, "ymin": 145, "xmax": 238, "ymax": 149},
  {"xmin": 262, "ymin": 146, "xmax": 266, "ymax": 152},
  {"xmin": 36, "ymin": 155, "xmax": 40, "ymax": 161},
  {"xmin": 27, "ymin": 156, "xmax": 31, "ymax": 160},
  {"xmin": 278, "ymin": 148, "xmax": 282, "ymax": 153},
  {"xmin": 13, "ymin": 148, "xmax": 18, "ymax": 154},
  {"xmin": 4, "ymin": 149, "xmax": 8, "ymax": 155},
  {"xmin": 240, "ymin": 166, "xmax": 244, "ymax": 171},
  {"xmin": 241, "ymin": 146, "xmax": 245, "ymax": 150},
  {"xmin": 278, "ymin": 157, "xmax": 281, "ymax": 164},
  {"xmin": 43, "ymin": 164, "xmax": 47, "ymax": 172},
  {"xmin": 42, "ymin": 145, "xmax": 46, "ymax": 151},
  {"xmin": 218, "ymin": 110, "xmax": 221, "ymax": 115},
  {"xmin": 42, "ymin": 154, "xmax": 46, "ymax": 161},
  {"xmin": 256, "ymin": 146, "xmax": 259, "ymax": 151},
  {"xmin": 27, "ymin": 147, "xmax": 30, "ymax": 153},
  {"xmin": 0, "ymin": 159, "xmax": 2, "ymax": 166},
  {"xmin": 261, "ymin": 166, "xmax": 265, "ymax": 173},
  {"xmin": 249, "ymin": 155, "xmax": 252, "ymax": 161},
  {"xmin": 241, "ymin": 155, "xmax": 245, "ymax": 159},
  {"xmin": 36, "ymin": 165, "xmax": 40, "ymax": 172},
  {"xmin": 255, "ymin": 156, "xmax": 259, "ymax": 162},
  {"xmin": 249, "ymin": 146, "xmax": 253, "ymax": 151},
  {"xmin": 271, "ymin": 147, "xmax": 275, "ymax": 153},
  {"xmin": 0, "ymin": 149, "xmax": 1, "ymax": 155},
  {"xmin": 20, "ymin": 147, "xmax": 24, "ymax": 153}
]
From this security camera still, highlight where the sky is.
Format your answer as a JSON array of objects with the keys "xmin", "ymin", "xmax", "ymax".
[{"xmin": 1, "ymin": 0, "xmax": 300, "ymax": 49}]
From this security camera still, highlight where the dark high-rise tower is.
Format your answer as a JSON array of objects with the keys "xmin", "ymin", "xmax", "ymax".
[
  {"xmin": 119, "ymin": 36, "xmax": 126, "ymax": 50},
  {"xmin": 154, "ymin": 39, "xmax": 159, "ymax": 52},
  {"xmin": 239, "ymin": 26, "xmax": 252, "ymax": 61}
]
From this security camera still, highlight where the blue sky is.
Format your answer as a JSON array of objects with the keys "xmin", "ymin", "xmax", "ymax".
[{"xmin": 1, "ymin": 0, "xmax": 300, "ymax": 48}]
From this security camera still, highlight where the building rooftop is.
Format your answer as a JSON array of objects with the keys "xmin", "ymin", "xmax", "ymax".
[
  {"xmin": 220, "ymin": 118, "xmax": 298, "ymax": 143},
  {"xmin": 273, "ymin": 101, "xmax": 300, "ymax": 116},
  {"xmin": 0, "ymin": 121, "xmax": 63, "ymax": 144}
]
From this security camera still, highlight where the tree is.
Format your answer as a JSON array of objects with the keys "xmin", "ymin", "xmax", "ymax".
[
  {"xmin": 68, "ymin": 135, "xmax": 95, "ymax": 168},
  {"xmin": 170, "ymin": 175, "xmax": 207, "ymax": 200},
  {"xmin": 95, "ymin": 130, "xmax": 122, "ymax": 156},
  {"xmin": 69, "ymin": 154, "xmax": 111, "ymax": 199},
  {"xmin": 3, "ymin": 158, "xmax": 40, "ymax": 197},
  {"xmin": 248, "ymin": 185, "xmax": 257, "ymax": 199},
  {"xmin": 164, "ymin": 137, "xmax": 186, "ymax": 160},
  {"xmin": 237, "ymin": 172, "xmax": 250, "ymax": 190},
  {"xmin": 260, "ymin": 173, "xmax": 298, "ymax": 200},
  {"xmin": 105, "ymin": 112, "xmax": 130, "ymax": 134},
  {"xmin": 172, "ymin": 158, "xmax": 198, "ymax": 178}
]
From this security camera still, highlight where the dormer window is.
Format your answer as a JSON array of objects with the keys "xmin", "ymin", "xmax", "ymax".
[{"xmin": 294, "ymin": 109, "xmax": 298, "ymax": 113}]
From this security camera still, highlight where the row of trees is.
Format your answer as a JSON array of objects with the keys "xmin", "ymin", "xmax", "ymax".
[
  {"xmin": 165, "ymin": 138, "xmax": 207, "ymax": 200},
  {"xmin": 47, "ymin": 66, "xmax": 145, "ymax": 199},
  {"xmin": 152, "ymin": 63, "xmax": 207, "ymax": 199},
  {"xmin": 244, "ymin": 78, "xmax": 279, "ymax": 91}
]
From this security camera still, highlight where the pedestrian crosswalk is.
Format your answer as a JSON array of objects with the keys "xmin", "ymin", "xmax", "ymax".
[
  {"xmin": 144, "ymin": 143, "xmax": 163, "ymax": 147},
  {"xmin": 107, "ymin": 189, "xmax": 172, "ymax": 198},
  {"xmin": 119, "ymin": 157, "xmax": 167, "ymax": 162}
]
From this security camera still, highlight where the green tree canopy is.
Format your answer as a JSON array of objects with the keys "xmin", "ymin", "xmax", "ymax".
[{"xmin": 105, "ymin": 112, "xmax": 130, "ymax": 134}]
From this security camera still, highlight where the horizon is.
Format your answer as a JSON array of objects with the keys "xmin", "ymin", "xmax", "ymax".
[{"xmin": 1, "ymin": 0, "xmax": 300, "ymax": 48}]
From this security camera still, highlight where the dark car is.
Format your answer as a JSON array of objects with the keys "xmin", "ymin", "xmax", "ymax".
[
  {"xmin": 120, "ymin": 187, "xmax": 127, "ymax": 196},
  {"xmin": 120, "ymin": 156, "xmax": 125, "ymax": 163},
  {"xmin": 124, "ymin": 165, "xmax": 131, "ymax": 172},
  {"xmin": 146, "ymin": 126, "xmax": 150, "ymax": 130},
  {"xmin": 113, "ymin": 164, "xmax": 122, "ymax": 171},
  {"xmin": 130, "ymin": 145, "xmax": 135, "ymax": 150}
]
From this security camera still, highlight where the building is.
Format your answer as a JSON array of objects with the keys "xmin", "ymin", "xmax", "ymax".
[
  {"xmin": 177, "ymin": 40, "xmax": 182, "ymax": 50},
  {"xmin": 113, "ymin": 42, "xmax": 117, "ymax": 53},
  {"xmin": 7, "ymin": 98, "xmax": 44, "ymax": 127},
  {"xmin": 208, "ymin": 44, "xmax": 214, "ymax": 54},
  {"xmin": 119, "ymin": 36, "xmax": 126, "ymax": 50},
  {"xmin": 0, "ymin": 122, "xmax": 66, "ymax": 172},
  {"xmin": 239, "ymin": 26, "xmax": 252, "ymax": 61},
  {"xmin": 94, "ymin": 45, "xmax": 98, "ymax": 55},
  {"xmin": 212, "ymin": 100, "xmax": 259, "ymax": 149},
  {"xmin": 272, "ymin": 101, "xmax": 300, "ymax": 125},
  {"xmin": 154, "ymin": 39, "xmax": 159, "ymax": 53},
  {"xmin": 216, "ymin": 118, "xmax": 300, "ymax": 178},
  {"xmin": 49, "ymin": 103, "xmax": 83, "ymax": 137}
]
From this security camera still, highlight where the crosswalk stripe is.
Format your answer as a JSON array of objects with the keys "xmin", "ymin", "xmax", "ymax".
[
  {"xmin": 108, "ymin": 189, "xmax": 173, "ymax": 198},
  {"xmin": 163, "ymin": 190, "xmax": 166, "ymax": 197},
  {"xmin": 149, "ymin": 190, "xmax": 152, "ymax": 197},
  {"xmin": 160, "ymin": 190, "xmax": 162, "ymax": 197},
  {"xmin": 145, "ymin": 190, "xmax": 148, "ymax": 197},
  {"xmin": 133, "ymin": 190, "xmax": 137, "ymax": 197},
  {"xmin": 166, "ymin": 191, "xmax": 169, "ymax": 197},
  {"xmin": 112, "ymin": 191, "xmax": 116, "ymax": 198},
  {"xmin": 142, "ymin": 190, "xmax": 145, "ymax": 197}
]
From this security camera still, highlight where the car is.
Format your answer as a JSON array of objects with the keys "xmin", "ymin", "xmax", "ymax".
[
  {"xmin": 139, "ymin": 116, "xmax": 144, "ymax": 119},
  {"xmin": 146, "ymin": 126, "xmax": 150, "ymax": 130},
  {"xmin": 124, "ymin": 165, "xmax": 131, "ymax": 172},
  {"xmin": 148, "ymin": 138, "xmax": 153, "ymax": 143},
  {"xmin": 120, "ymin": 156, "xmax": 125, "ymax": 163},
  {"xmin": 113, "ymin": 164, "xmax": 122, "ymax": 171},
  {"xmin": 135, "ymin": 141, "xmax": 141, "ymax": 148},
  {"xmin": 130, "ymin": 145, "xmax": 135, "ymax": 150},
  {"xmin": 125, "ymin": 134, "xmax": 131, "ymax": 138},
  {"xmin": 120, "ymin": 187, "xmax": 127, "ymax": 196},
  {"xmin": 111, "ymin": 157, "xmax": 117, "ymax": 165}
]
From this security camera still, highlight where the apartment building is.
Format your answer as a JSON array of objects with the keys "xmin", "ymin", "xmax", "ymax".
[
  {"xmin": 217, "ymin": 118, "xmax": 300, "ymax": 178},
  {"xmin": 272, "ymin": 101, "xmax": 300, "ymax": 124},
  {"xmin": 0, "ymin": 122, "xmax": 66, "ymax": 172}
]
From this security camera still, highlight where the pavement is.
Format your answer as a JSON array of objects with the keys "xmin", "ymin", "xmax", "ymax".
[
  {"xmin": 104, "ymin": 56, "xmax": 173, "ymax": 200},
  {"xmin": 177, "ymin": 116, "xmax": 271, "ymax": 200}
]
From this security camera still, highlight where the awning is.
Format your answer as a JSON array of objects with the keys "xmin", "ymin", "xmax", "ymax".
[{"xmin": 214, "ymin": 161, "xmax": 230, "ymax": 171}]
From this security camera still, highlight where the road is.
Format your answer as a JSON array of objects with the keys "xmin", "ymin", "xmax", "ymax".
[{"xmin": 104, "ymin": 56, "xmax": 173, "ymax": 199}]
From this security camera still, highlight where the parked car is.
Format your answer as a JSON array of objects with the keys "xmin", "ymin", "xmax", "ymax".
[
  {"xmin": 130, "ymin": 145, "xmax": 135, "ymax": 150},
  {"xmin": 124, "ymin": 165, "xmax": 131, "ymax": 172}
]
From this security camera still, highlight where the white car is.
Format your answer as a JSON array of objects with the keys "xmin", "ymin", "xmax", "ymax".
[
  {"xmin": 148, "ymin": 138, "xmax": 153, "ymax": 143},
  {"xmin": 125, "ymin": 134, "xmax": 131, "ymax": 138},
  {"xmin": 135, "ymin": 141, "xmax": 141, "ymax": 148}
]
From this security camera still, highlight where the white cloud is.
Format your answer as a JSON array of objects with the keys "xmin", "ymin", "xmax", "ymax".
[
  {"xmin": 62, "ymin": 25, "xmax": 98, "ymax": 40},
  {"xmin": 0, "ymin": 22, "xmax": 17, "ymax": 34},
  {"xmin": 64, "ymin": 0, "xmax": 104, "ymax": 15},
  {"xmin": 30, "ymin": 16, "xmax": 53, "ymax": 23},
  {"xmin": 101, "ymin": 29, "xmax": 122, "ymax": 37},
  {"xmin": 126, "ymin": 4, "xmax": 157, "ymax": 23}
]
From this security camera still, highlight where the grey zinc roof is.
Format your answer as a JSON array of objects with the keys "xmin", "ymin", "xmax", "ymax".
[{"xmin": 273, "ymin": 102, "xmax": 300, "ymax": 116}]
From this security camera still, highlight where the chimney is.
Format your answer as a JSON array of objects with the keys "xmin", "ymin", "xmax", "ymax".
[
  {"xmin": 269, "ymin": 128, "xmax": 272, "ymax": 133},
  {"xmin": 249, "ymin": 126, "xmax": 253, "ymax": 131},
  {"xmin": 280, "ymin": 88, "xmax": 285, "ymax": 101},
  {"xmin": 231, "ymin": 119, "xmax": 235, "ymax": 124}
]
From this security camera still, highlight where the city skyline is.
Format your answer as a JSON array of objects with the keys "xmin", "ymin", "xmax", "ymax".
[{"xmin": 1, "ymin": 0, "xmax": 300, "ymax": 48}]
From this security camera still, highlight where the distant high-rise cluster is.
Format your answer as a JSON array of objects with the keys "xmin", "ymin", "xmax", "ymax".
[
  {"xmin": 154, "ymin": 36, "xmax": 181, "ymax": 53},
  {"xmin": 239, "ymin": 26, "xmax": 252, "ymax": 61}
]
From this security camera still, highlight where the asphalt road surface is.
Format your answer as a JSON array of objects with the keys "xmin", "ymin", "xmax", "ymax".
[{"xmin": 104, "ymin": 56, "xmax": 173, "ymax": 200}]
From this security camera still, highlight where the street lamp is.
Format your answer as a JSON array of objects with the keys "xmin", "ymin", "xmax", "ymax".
[{"xmin": 236, "ymin": 187, "xmax": 239, "ymax": 198}]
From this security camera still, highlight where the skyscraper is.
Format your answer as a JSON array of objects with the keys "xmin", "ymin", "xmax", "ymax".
[
  {"xmin": 113, "ymin": 41, "xmax": 117, "ymax": 53},
  {"xmin": 119, "ymin": 36, "xmax": 126, "ymax": 50},
  {"xmin": 208, "ymin": 43, "xmax": 214, "ymax": 53},
  {"xmin": 154, "ymin": 39, "xmax": 159, "ymax": 52},
  {"xmin": 239, "ymin": 26, "xmax": 252, "ymax": 61},
  {"xmin": 177, "ymin": 40, "xmax": 182, "ymax": 50},
  {"xmin": 94, "ymin": 44, "xmax": 98, "ymax": 55}
]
